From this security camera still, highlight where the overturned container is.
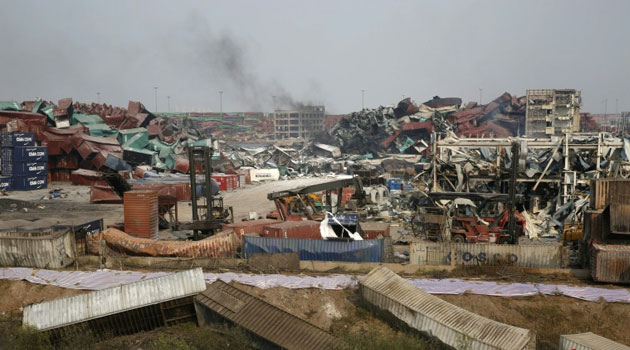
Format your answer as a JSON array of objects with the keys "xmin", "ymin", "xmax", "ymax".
[
  {"xmin": 559, "ymin": 332, "xmax": 630, "ymax": 350},
  {"xmin": 360, "ymin": 266, "xmax": 536, "ymax": 350},
  {"xmin": 0, "ymin": 230, "xmax": 75, "ymax": 268}
]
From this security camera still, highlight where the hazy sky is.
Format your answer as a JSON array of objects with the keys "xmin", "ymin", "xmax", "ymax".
[{"xmin": 1, "ymin": 0, "xmax": 629, "ymax": 114}]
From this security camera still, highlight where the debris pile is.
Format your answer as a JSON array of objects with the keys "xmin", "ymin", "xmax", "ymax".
[{"xmin": 327, "ymin": 93, "xmax": 525, "ymax": 155}]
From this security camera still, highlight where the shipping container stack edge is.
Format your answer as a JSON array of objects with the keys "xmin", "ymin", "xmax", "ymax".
[{"xmin": 0, "ymin": 132, "xmax": 48, "ymax": 191}]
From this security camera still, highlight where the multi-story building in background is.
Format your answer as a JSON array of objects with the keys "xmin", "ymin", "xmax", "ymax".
[
  {"xmin": 274, "ymin": 105, "xmax": 325, "ymax": 139},
  {"xmin": 525, "ymin": 89, "xmax": 581, "ymax": 137}
]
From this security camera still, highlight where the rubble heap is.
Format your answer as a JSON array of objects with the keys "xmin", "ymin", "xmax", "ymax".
[{"xmin": 327, "ymin": 93, "xmax": 525, "ymax": 155}]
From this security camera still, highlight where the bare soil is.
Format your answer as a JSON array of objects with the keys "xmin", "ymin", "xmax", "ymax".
[
  {"xmin": 0, "ymin": 280, "xmax": 86, "ymax": 311},
  {"xmin": 438, "ymin": 294, "xmax": 630, "ymax": 350}
]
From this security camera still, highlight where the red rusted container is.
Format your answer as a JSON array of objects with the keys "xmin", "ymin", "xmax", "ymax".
[
  {"xmin": 124, "ymin": 190, "xmax": 158, "ymax": 239},
  {"xmin": 360, "ymin": 222, "xmax": 391, "ymax": 239},
  {"xmin": 223, "ymin": 219, "xmax": 281, "ymax": 238},
  {"xmin": 262, "ymin": 220, "xmax": 322, "ymax": 239}
]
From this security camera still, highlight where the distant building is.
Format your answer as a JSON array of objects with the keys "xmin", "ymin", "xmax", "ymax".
[
  {"xmin": 525, "ymin": 89, "xmax": 581, "ymax": 137},
  {"xmin": 274, "ymin": 105, "xmax": 325, "ymax": 139}
]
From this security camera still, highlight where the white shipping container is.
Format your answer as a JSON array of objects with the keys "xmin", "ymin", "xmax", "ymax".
[
  {"xmin": 559, "ymin": 332, "xmax": 630, "ymax": 350},
  {"xmin": 248, "ymin": 169, "xmax": 280, "ymax": 182}
]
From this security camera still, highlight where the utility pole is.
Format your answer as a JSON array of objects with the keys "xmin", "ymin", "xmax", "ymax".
[
  {"xmin": 615, "ymin": 98, "xmax": 619, "ymax": 133},
  {"xmin": 167, "ymin": 96, "xmax": 171, "ymax": 113},
  {"xmin": 219, "ymin": 91, "xmax": 223, "ymax": 117},
  {"xmin": 154, "ymin": 87, "xmax": 158, "ymax": 113},
  {"xmin": 362, "ymin": 89, "xmax": 366, "ymax": 109},
  {"xmin": 96, "ymin": 92, "xmax": 100, "ymax": 104}
]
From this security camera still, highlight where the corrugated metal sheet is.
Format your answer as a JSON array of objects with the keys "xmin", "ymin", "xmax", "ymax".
[
  {"xmin": 609, "ymin": 203, "xmax": 630, "ymax": 234},
  {"xmin": 591, "ymin": 243, "xmax": 630, "ymax": 284},
  {"xmin": 262, "ymin": 220, "xmax": 322, "ymax": 239},
  {"xmin": 559, "ymin": 332, "xmax": 630, "ymax": 350},
  {"xmin": 23, "ymin": 268, "xmax": 206, "ymax": 331},
  {"xmin": 95, "ymin": 228, "xmax": 239, "ymax": 258},
  {"xmin": 591, "ymin": 179, "xmax": 630, "ymax": 210},
  {"xmin": 194, "ymin": 280, "xmax": 340, "ymax": 350},
  {"xmin": 124, "ymin": 190, "xmax": 158, "ymax": 238},
  {"xmin": 242, "ymin": 236, "xmax": 386, "ymax": 262},
  {"xmin": 223, "ymin": 219, "xmax": 281, "ymax": 238},
  {"xmin": 0, "ymin": 230, "xmax": 75, "ymax": 268},
  {"xmin": 410, "ymin": 242, "xmax": 565, "ymax": 268},
  {"xmin": 360, "ymin": 266, "xmax": 536, "ymax": 350}
]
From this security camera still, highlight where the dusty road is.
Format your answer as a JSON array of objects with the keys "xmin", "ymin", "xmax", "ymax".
[{"xmin": 0, "ymin": 176, "xmax": 344, "ymax": 229}]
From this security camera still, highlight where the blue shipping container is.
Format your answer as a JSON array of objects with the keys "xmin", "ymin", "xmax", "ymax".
[
  {"xmin": 242, "ymin": 236, "xmax": 385, "ymax": 262},
  {"xmin": 13, "ymin": 176, "xmax": 47, "ymax": 191},
  {"xmin": 1, "ymin": 132, "xmax": 35, "ymax": 147},
  {"xmin": 1, "ymin": 162, "xmax": 47, "ymax": 177},
  {"xmin": 1, "ymin": 148, "xmax": 11, "ymax": 162},
  {"xmin": 12, "ymin": 146, "xmax": 47, "ymax": 162},
  {"xmin": 53, "ymin": 218, "xmax": 104, "ymax": 235},
  {"xmin": 0, "ymin": 176, "xmax": 11, "ymax": 191},
  {"xmin": 327, "ymin": 213, "xmax": 359, "ymax": 226}
]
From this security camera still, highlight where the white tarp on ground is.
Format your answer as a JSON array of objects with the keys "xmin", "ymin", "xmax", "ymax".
[{"xmin": 1, "ymin": 268, "xmax": 629, "ymax": 303}]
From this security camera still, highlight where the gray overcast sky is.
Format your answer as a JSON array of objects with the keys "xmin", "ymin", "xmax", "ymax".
[{"xmin": 1, "ymin": 0, "xmax": 629, "ymax": 114}]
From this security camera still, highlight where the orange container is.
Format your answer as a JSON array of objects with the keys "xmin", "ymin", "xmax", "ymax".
[{"xmin": 124, "ymin": 190, "xmax": 159, "ymax": 239}]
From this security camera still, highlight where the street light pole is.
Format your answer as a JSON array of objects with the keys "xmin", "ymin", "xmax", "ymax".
[
  {"xmin": 154, "ymin": 87, "xmax": 158, "ymax": 113},
  {"xmin": 361, "ymin": 89, "xmax": 365, "ymax": 109},
  {"xmin": 219, "ymin": 91, "xmax": 223, "ymax": 117},
  {"xmin": 96, "ymin": 92, "xmax": 100, "ymax": 104}
]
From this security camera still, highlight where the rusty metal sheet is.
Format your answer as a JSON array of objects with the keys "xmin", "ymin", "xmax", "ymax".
[
  {"xmin": 90, "ymin": 185, "xmax": 122, "ymax": 203},
  {"xmin": 401, "ymin": 121, "xmax": 434, "ymax": 132},
  {"xmin": 194, "ymin": 280, "xmax": 340, "ymax": 350},
  {"xmin": 609, "ymin": 203, "xmax": 630, "ymax": 235},
  {"xmin": 591, "ymin": 243, "xmax": 630, "ymax": 284},
  {"xmin": 71, "ymin": 169, "xmax": 107, "ymax": 186},
  {"xmin": 590, "ymin": 179, "xmax": 630, "ymax": 210},
  {"xmin": 174, "ymin": 157, "xmax": 190, "ymax": 173},
  {"xmin": 223, "ymin": 219, "xmax": 281, "ymax": 238},
  {"xmin": 124, "ymin": 190, "xmax": 159, "ymax": 239},
  {"xmin": 98, "ymin": 228, "xmax": 239, "ymax": 258},
  {"xmin": 359, "ymin": 222, "xmax": 390, "ymax": 239},
  {"xmin": 262, "ymin": 220, "xmax": 322, "ymax": 239}
]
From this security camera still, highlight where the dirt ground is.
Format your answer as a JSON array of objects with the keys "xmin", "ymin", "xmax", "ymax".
[
  {"xmin": 0, "ymin": 280, "xmax": 85, "ymax": 311},
  {"xmin": 1, "ymin": 279, "xmax": 629, "ymax": 349},
  {"xmin": 0, "ymin": 177, "xmax": 336, "ymax": 231},
  {"xmin": 438, "ymin": 293, "xmax": 630, "ymax": 349},
  {"xmin": 0, "ymin": 183, "xmax": 122, "ymax": 227}
]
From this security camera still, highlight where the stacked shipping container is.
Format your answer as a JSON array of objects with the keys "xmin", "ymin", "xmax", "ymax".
[{"xmin": 0, "ymin": 132, "xmax": 48, "ymax": 191}]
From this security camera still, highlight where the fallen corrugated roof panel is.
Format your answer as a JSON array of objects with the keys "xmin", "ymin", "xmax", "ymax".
[
  {"xmin": 23, "ymin": 268, "xmax": 206, "ymax": 331},
  {"xmin": 359, "ymin": 266, "xmax": 536, "ymax": 350},
  {"xmin": 194, "ymin": 280, "xmax": 341, "ymax": 350},
  {"xmin": 559, "ymin": 332, "xmax": 630, "ymax": 350}
]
